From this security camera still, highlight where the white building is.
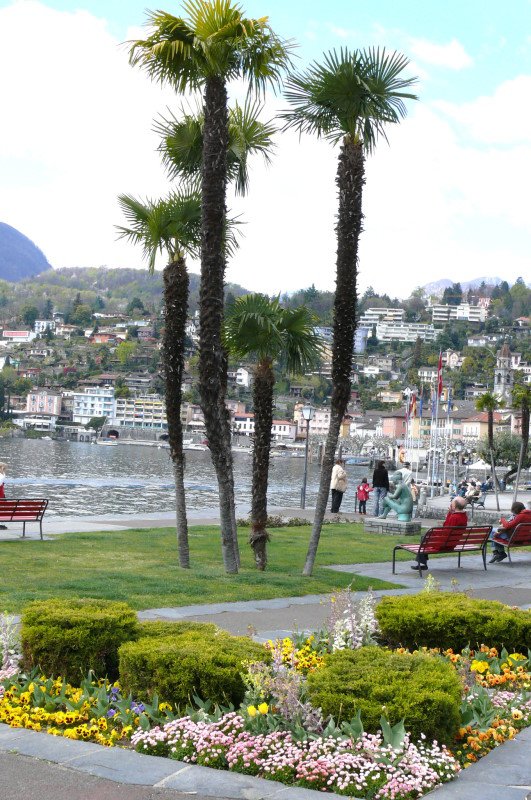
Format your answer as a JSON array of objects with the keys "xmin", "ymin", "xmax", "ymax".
[
  {"xmin": 375, "ymin": 321, "xmax": 437, "ymax": 343},
  {"xmin": 354, "ymin": 327, "xmax": 370, "ymax": 354},
  {"xmin": 34, "ymin": 319, "xmax": 56, "ymax": 335},
  {"xmin": 2, "ymin": 330, "xmax": 37, "ymax": 344},
  {"xmin": 72, "ymin": 387, "xmax": 115, "ymax": 425},
  {"xmin": 358, "ymin": 308, "xmax": 405, "ymax": 328},
  {"xmin": 112, "ymin": 395, "xmax": 167, "ymax": 429},
  {"xmin": 227, "ymin": 366, "xmax": 253, "ymax": 389},
  {"xmin": 430, "ymin": 303, "xmax": 486, "ymax": 325},
  {"xmin": 231, "ymin": 413, "xmax": 297, "ymax": 440},
  {"xmin": 417, "ymin": 366, "xmax": 438, "ymax": 382}
]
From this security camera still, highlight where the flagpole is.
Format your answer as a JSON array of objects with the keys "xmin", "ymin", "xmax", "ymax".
[
  {"xmin": 427, "ymin": 387, "xmax": 434, "ymax": 496},
  {"xmin": 442, "ymin": 387, "xmax": 452, "ymax": 494},
  {"xmin": 431, "ymin": 351, "xmax": 443, "ymax": 497}
]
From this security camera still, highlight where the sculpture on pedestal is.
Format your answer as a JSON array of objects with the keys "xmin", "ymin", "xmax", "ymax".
[{"xmin": 379, "ymin": 470, "xmax": 413, "ymax": 521}]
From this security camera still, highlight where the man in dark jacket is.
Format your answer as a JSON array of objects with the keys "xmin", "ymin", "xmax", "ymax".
[{"xmin": 372, "ymin": 460, "xmax": 389, "ymax": 517}]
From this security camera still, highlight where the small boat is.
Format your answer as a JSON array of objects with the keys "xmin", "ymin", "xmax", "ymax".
[
  {"xmin": 96, "ymin": 439, "xmax": 118, "ymax": 446},
  {"xmin": 345, "ymin": 456, "xmax": 370, "ymax": 466},
  {"xmin": 184, "ymin": 443, "xmax": 208, "ymax": 451}
]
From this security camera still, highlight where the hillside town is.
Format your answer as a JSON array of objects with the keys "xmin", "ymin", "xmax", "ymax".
[{"xmin": 0, "ymin": 275, "xmax": 528, "ymax": 475}]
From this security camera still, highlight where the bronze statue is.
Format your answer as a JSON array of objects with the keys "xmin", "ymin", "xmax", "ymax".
[{"xmin": 379, "ymin": 470, "xmax": 414, "ymax": 521}]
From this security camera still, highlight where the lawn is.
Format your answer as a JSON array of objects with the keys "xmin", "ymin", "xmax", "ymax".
[{"xmin": 0, "ymin": 523, "xmax": 412, "ymax": 612}]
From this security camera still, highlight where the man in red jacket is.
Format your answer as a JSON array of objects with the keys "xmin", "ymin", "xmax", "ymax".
[
  {"xmin": 412, "ymin": 496, "xmax": 468, "ymax": 570},
  {"xmin": 490, "ymin": 502, "xmax": 531, "ymax": 563}
]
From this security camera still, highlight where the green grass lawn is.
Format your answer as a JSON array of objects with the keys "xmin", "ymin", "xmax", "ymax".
[{"xmin": 0, "ymin": 523, "xmax": 413, "ymax": 613}]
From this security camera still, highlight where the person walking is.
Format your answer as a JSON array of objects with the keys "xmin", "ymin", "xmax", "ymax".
[
  {"xmin": 0, "ymin": 462, "xmax": 7, "ymax": 529},
  {"xmin": 356, "ymin": 477, "xmax": 373, "ymax": 515},
  {"xmin": 372, "ymin": 460, "xmax": 389, "ymax": 517},
  {"xmin": 410, "ymin": 478, "xmax": 419, "ymax": 517},
  {"xmin": 330, "ymin": 459, "xmax": 348, "ymax": 513},
  {"xmin": 411, "ymin": 496, "xmax": 468, "ymax": 570}
]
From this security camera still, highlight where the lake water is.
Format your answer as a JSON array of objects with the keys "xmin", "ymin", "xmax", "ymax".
[{"xmin": 0, "ymin": 439, "xmax": 369, "ymax": 517}]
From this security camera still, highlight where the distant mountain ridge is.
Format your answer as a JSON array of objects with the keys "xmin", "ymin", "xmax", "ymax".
[
  {"xmin": 423, "ymin": 276, "xmax": 503, "ymax": 297},
  {"xmin": 0, "ymin": 222, "xmax": 52, "ymax": 282}
]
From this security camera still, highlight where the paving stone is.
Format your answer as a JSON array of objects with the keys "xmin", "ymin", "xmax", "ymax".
[
  {"xmin": 0, "ymin": 725, "xmax": 102, "ymax": 762},
  {"xmin": 159, "ymin": 764, "xmax": 288, "ymax": 798},
  {"xmin": 66, "ymin": 746, "xmax": 183, "ymax": 784},
  {"xmin": 424, "ymin": 780, "xmax": 529, "ymax": 799}
]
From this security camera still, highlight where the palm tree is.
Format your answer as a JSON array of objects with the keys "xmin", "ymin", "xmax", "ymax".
[
  {"xmin": 282, "ymin": 48, "xmax": 417, "ymax": 576},
  {"xmin": 129, "ymin": 1, "xmax": 291, "ymax": 574},
  {"xmin": 511, "ymin": 382, "xmax": 530, "ymax": 502},
  {"xmin": 116, "ymin": 191, "xmax": 202, "ymax": 568},
  {"xmin": 476, "ymin": 391, "xmax": 501, "ymax": 511},
  {"xmin": 224, "ymin": 294, "xmax": 319, "ymax": 569}
]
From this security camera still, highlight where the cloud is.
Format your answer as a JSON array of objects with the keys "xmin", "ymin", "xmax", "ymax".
[
  {"xmin": 409, "ymin": 37, "xmax": 473, "ymax": 70},
  {"xmin": 1, "ymin": 1, "xmax": 530, "ymax": 300}
]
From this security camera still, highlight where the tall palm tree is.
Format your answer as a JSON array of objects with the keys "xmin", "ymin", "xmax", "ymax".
[
  {"xmin": 476, "ymin": 391, "xmax": 501, "ymax": 510},
  {"xmin": 511, "ymin": 382, "xmax": 530, "ymax": 502},
  {"xmin": 129, "ymin": 1, "xmax": 291, "ymax": 573},
  {"xmin": 282, "ymin": 48, "xmax": 417, "ymax": 576},
  {"xmin": 116, "ymin": 191, "xmax": 202, "ymax": 568},
  {"xmin": 224, "ymin": 294, "xmax": 320, "ymax": 569}
]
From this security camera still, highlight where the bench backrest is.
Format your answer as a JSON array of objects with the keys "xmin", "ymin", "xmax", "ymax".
[
  {"xmin": 420, "ymin": 525, "xmax": 490, "ymax": 553},
  {"xmin": 0, "ymin": 499, "xmax": 48, "ymax": 519},
  {"xmin": 507, "ymin": 523, "xmax": 531, "ymax": 546}
]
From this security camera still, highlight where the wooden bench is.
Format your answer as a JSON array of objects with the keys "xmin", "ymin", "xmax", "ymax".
[
  {"xmin": 0, "ymin": 499, "xmax": 48, "ymax": 540},
  {"xmin": 392, "ymin": 525, "xmax": 492, "ymax": 576},
  {"xmin": 492, "ymin": 523, "xmax": 531, "ymax": 564}
]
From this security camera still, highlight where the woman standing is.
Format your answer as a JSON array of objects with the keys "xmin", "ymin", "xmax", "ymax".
[
  {"xmin": 372, "ymin": 460, "xmax": 389, "ymax": 517},
  {"xmin": 330, "ymin": 459, "xmax": 348, "ymax": 513}
]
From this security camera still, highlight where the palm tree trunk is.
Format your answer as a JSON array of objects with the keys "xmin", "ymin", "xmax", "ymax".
[
  {"xmin": 163, "ymin": 257, "xmax": 190, "ymax": 568},
  {"xmin": 199, "ymin": 75, "xmax": 238, "ymax": 574},
  {"xmin": 250, "ymin": 360, "xmax": 274, "ymax": 570},
  {"xmin": 304, "ymin": 138, "xmax": 364, "ymax": 577}
]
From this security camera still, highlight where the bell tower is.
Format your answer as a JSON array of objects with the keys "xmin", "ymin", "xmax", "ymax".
[{"xmin": 493, "ymin": 343, "xmax": 512, "ymax": 401}]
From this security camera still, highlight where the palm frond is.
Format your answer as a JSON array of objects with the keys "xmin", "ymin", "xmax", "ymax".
[
  {"xmin": 155, "ymin": 107, "xmax": 205, "ymax": 183},
  {"xmin": 282, "ymin": 47, "xmax": 417, "ymax": 150},
  {"xmin": 223, "ymin": 293, "xmax": 284, "ymax": 361},
  {"xmin": 279, "ymin": 306, "xmax": 322, "ymax": 375}
]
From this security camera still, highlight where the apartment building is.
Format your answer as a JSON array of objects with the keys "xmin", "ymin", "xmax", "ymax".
[
  {"xmin": 358, "ymin": 307, "xmax": 405, "ymax": 328},
  {"xmin": 113, "ymin": 395, "xmax": 167, "ymax": 430},
  {"xmin": 232, "ymin": 413, "xmax": 297, "ymax": 440},
  {"xmin": 26, "ymin": 389, "xmax": 62, "ymax": 417},
  {"xmin": 375, "ymin": 321, "xmax": 437, "ymax": 343},
  {"xmin": 72, "ymin": 387, "xmax": 115, "ymax": 424},
  {"xmin": 430, "ymin": 303, "xmax": 487, "ymax": 325}
]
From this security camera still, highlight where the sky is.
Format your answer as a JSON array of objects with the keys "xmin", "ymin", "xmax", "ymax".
[{"xmin": 1, "ymin": 0, "xmax": 531, "ymax": 298}]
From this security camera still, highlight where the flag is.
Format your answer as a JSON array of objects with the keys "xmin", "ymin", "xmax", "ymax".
[
  {"xmin": 431, "ymin": 388, "xmax": 436, "ymax": 417},
  {"xmin": 437, "ymin": 351, "xmax": 443, "ymax": 398},
  {"xmin": 419, "ymin": 394, "xmax": 424, "ymax": 418},
  {"xmin": 410, "ymin": 391, "xmax": 417, "ymax": 418},
  {"xmin": 447, "ymin": 387, "xmax": 452, "ymax": 412}
]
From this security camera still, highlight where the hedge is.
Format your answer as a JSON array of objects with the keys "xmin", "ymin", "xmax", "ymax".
[
  {"xmin": 119, "ymin": 623, "xmax": 266, "ymax": 709},
  {"xmin": 307, "ymin": 646, "xmax": 461, "ymax": 744},
  {"xmin": 21, "ymin": 599, "xmax": 139, "ymax": 683},
  {"xmin": 376, "ymin": 593, "xmax": 531, "ymax": 653}
]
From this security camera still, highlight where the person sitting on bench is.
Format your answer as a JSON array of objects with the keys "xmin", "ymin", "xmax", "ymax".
[
  {"xmin": 490, "ymin": 502, "xmax": 531, "ymax": 563},
  {"xmin": 412, "ymin": 496, "xmax": 468, "ymax": 571}
]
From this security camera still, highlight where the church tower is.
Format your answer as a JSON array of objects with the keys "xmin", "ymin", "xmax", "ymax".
[{"xmin": 493, "ymin": 343, "xmax": 513, "ymax": 401}]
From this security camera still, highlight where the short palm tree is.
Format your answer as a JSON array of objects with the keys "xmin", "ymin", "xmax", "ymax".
[
  {"xmin": 224, "ymin": 295, "xmax": 319, "ymax": 569},
  {"xmin": 116, "ymin": 191, "xmax": 202, "ymax": 569},
  {"xmin": 511, "ymin": 382, "xmax": 530, "ymax": 501},
  {"xmin": 129, "ymin": 1, "xmax": 291, "ymax": 574},
  {"xmin": 476, "ymin": 391, "xmax": 501, "ymax": 510},
  {"xmin": 282, "ymin": 48, "xmax": 417, "ymax": 575}
]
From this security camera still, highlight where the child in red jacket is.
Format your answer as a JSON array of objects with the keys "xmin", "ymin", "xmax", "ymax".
[{"xmin": 356, "ymin": 478, "xmax": 373, "ymax": 515}]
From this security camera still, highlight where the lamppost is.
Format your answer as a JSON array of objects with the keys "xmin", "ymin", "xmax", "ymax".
[{"xmin": 300, "ymin": 405, "xmax": 315, "ymax": 509}]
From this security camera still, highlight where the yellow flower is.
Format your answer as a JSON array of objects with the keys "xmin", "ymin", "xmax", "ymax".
[
  {"xmin": 470, "ymin": 660, "xmax": 489, "ymax": 673},
  {"xmin": 512, "ymin": 709, "xmax": 523, "ymax": 720},
  {"xmin": 258, "ymin": 703, "xmax": 269, "ymax": 715},
  {"xmin": 247, "ymin": 705, "xmax": 257, "ymax": 718}
]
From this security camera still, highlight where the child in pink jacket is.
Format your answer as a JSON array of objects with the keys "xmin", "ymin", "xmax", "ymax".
[{"xmin": 356, "ymin": 478, "xmax": 373, "ymax": 515}]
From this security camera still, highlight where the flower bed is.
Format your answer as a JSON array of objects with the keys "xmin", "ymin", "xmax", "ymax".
[{"xmin": 2, "ymin": 591, "xmax": 531, "ymax": 800}]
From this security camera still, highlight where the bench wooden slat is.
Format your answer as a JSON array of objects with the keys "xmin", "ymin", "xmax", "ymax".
[
  {"xmin": 0, "ymin": 499, "xmax": 48, "ymax": 539},
  {"xmin": 392, "ymin": 525, "xmax": 491, "ymax": 574}
]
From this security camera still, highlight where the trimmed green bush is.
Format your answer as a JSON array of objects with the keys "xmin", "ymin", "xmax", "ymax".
[
  {"xmin": 307, "ymin": 646, "xmax": 461, "ymax": 744},
  {"xmin": 21, "ymin": 599, "xmax": 139, "ymax": 683},
  {"xmin": 119, "ymin": 623, "xmax": 266, "ymax": 708},
  {"xmin": 376, "ymin": 593, "xmax": 531, "ymax": 653},
  {"xmin": 137, "ymin": 620, "xmax": 219, "ymax": 639}
]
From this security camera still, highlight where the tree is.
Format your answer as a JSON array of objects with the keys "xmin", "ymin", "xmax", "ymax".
[
  {"xmin": 21, "ymin": 305, "xmax": 39, "ymax": 327},
  {"xmin": 126, "ymin": 297, "xmax": 146, "ymax": 316},
  {"xmin": 476, "ymin": 391, "xmax": 501, "ymax": 510},
  {"xmin": 283, "ymin": 48, "xmax": 417, "ymax": 575},
  {"xmin": 115, "ymin": 340, "xmax": 138, "ymax": 367},
  {"xmin": 441, "ymin": 282, "xmax": 462, "ymax": 306},
  {"xmin": 117, "ymin": 190, "xmax": 203, "ymax": 569},
  {"xmin": 511, "ymin": 382, "xmax": 530, "ymax": 501},
  {"xmin": 224, "ymin": 294, "xmax": 319, "ymax": 569},
  {"xmin": 478, "ymin": 431, "xmax": 530, "ymax": 486},
  {"xmin": 130, "ymin": 7, "xmax": 288, "ymax": 573}
]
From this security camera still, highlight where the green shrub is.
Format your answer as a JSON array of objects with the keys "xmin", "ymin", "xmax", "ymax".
[
  {"xmin": 137, "ymin": 620, "xmax": 219, "ymax": 639},
  {"xmin": 119, "ymin": 624, "xmax": 266, "ymax": 709},
  {"xmin": 21, "ymin": 599, "xmax": 139, "ymax": 683},
  {"xmin": 376, "ymin": 593, "xmax": 531, "ymax": 653},
  {"xmin": 307, "ymin": 646, "xmax": 461, "ymax": 744}
]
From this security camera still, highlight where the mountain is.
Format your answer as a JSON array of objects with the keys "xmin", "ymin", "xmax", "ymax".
[
  {"xmin": 423, "ymin": 276, "xmax": 503, "ymax": 297},
  {"xmin": 0, "ymin": 222, "xmax": 52, "ymax": 282}
]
